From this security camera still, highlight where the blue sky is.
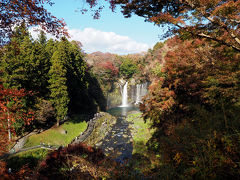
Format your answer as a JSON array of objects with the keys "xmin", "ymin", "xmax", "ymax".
[{"xmin": 39, "ymin": 0, "xmax": 165, "ymax": 54}]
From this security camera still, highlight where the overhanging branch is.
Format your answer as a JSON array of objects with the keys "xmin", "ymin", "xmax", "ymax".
[{"xmin": 175, "ymin": 24, "xmax": 240, "ymax": 52}]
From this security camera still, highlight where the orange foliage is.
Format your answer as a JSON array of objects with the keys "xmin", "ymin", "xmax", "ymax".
[
  {"xmin": 0, "ymin": 84, "xmax": 35, "ymax": 153},
  {"xmin": 98, "ymin": 61, "xmax": 119, "ymax": 76},
  {"xmin": 0, "ymin": 0, "xmax": 68, "ymax": 45}
]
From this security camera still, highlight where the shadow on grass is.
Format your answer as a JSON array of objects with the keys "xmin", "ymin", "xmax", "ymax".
[
  {"xmin": 6, "ymin": 155, "xmax": 41, "ymax": 173},
  {"xmin": 5, "ymin": 148, "xmax": 50, "ymax": 173},
  {"xmin": 68, "ymin": 114, "xmax": 91, "ymax": 124}
]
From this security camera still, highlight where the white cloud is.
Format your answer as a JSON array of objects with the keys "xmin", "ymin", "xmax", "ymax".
[
  {"xmin": 29, "ymin": 27, "xmax": 57, "ymax": 41},
  {"xmin": 29, "ymin": 27, "xmax": 151, "ymax": 54},
  {"xmin": 68, "ymin": 28, "xmax": 150, "ymax": 54}
]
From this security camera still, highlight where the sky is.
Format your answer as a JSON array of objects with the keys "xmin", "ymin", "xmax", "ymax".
[{"xmin": 32, "ymin": 0, "xmax": 166, "ymax": 54}]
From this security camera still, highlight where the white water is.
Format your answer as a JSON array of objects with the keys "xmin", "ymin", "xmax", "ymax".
[
  {"xmin": 135, "ymin": 83, "xmax": 148, "ymax": 104},
  {"xmin": 121, "ymin": 82, "xmax": 128, "ymax": 107},
  {"xmin": 136, "ymin": 84, "xmax": 141, "ymax": 104}
]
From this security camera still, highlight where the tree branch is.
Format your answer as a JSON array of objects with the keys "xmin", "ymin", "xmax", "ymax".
[
  {"xmin": 175, "ymin": 24, "xmax": 240, "ymax": 52},
  {"xmin": 197, "ymin": 33, "xmax": 240, "ymax": 52}
]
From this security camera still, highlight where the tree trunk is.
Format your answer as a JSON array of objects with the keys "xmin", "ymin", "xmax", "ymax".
[{"xmin": 8, "ymin": 112, "xmax": 11, "ymax": 141}]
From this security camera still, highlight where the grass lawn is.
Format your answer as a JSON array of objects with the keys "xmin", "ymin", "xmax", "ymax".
[
  {"xmin": 24, "ymin": 115, "xmax": 87, "ymax": 148},
  {"xmin": 127, "ymin": 112, "xmax": 153, "ymax": 154},
  {"xmin": 6, "ymin": 148, "xmax": 50, "ymax": 171},
  {"xmin": 126, "ymin": 112, "xmax": 158, "ymax": 174}
]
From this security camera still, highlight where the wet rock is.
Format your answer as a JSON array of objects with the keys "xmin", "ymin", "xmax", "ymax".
[{"xmin": 97, "ymin": 116, "xmax": 133, "ymax": 162}]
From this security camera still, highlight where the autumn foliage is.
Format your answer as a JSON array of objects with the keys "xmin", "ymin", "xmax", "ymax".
[
  {"xmin": 36, "ymin": 143, "xmax": 138, "ymax": 179},
  {"xmin": 98, "ymin": 61, "xmax": 119, "ymax": 77},
  {"xmin": 0, "ymin": 0, "xmax": 68, "ymax": 45},
  {"xmin": 0, "ymin": 84, "xmax": 34, "ymax": 147},
  {"xmin": 0, "ymin": 84, "xmax": 35, "ymax": 179},
  {"xmin": 140, "ymin": 37, "xmax": 240, "ymax": 178},
  {"xmin": 86, "ymin": 0, "xmax": 240, "ymax": 52}
]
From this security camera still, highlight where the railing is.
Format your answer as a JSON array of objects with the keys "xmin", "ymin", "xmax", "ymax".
[{"xmin": 70, "ymin": 112, "xmax": 103, "ymax": 144}]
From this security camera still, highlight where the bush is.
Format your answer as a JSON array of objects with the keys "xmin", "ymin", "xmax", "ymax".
[
  {"xmin": 35, "ymin": 99, "xmax": 55, "ymax": 125},
  {"xmin": 120, "ymin": 58, "xmax": 139, "ymax": 78}
]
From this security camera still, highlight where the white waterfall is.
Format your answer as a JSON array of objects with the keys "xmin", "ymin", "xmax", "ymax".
[
  {"xmin": 136, "ymin": 84, "xmax": 141, "ymax": 104},
  {"xmin": 121, "ymin": 82, "xmax": 128, "ymax": 107},
  {"xmin": 135, "ymin": 82, "xmax": 148, "ymax": 104}
]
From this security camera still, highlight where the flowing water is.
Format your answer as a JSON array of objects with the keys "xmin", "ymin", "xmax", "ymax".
[
  {"xmin": 96, "ymin": 82, "xmax": 148, "ymax": 162},
  {"xmin": 108, "ymin": 106, "xmax": 139, "ymax": 117},
  {"xmin": 95, "ymin": 106, "xmax": 139, "ymax": 162},
  {"xmin": 121, "ymin": 82, "xmax": 128, "ymax": 107},
  {"xmin": 135, "ymin": 82, "xmax": 148, "ymax": 104}
]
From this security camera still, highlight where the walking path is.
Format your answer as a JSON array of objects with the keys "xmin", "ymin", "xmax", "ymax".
[
  {"xmin": 10, "ymin": 131, "xmax": 39, "ymax": 153},
  {"xmin": 5, "ymin": 111, "xmax": 135, "ymax": 165}
]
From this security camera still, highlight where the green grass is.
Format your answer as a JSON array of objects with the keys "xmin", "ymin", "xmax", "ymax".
[
  {"xmin": 127, "ymin": 112, "xmax": 153, "ymax": 153},
  {"xmin": 6, "ymin": 148, "xmax": 50, "ymax": 171},
  {"xmin": 24, "ymin": 115, "xmax": 87, "ymax": 148},
  {"xmin": 126, "ymin": 112, "xmax": 157, "ymax": 173}
]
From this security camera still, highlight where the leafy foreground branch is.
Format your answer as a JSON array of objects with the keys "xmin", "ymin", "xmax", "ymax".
[{"xmin": 86, "ymin": 0, "xmax": 240, "ymax": 52}]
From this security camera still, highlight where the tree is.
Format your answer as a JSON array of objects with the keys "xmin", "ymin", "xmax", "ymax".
[
  {"xmin": 0, "ymin": 84, "xmax": 34, "ymax": 142},
  {"xmin": 64, "ymin": 40, "xmax": 94, "ymax": 113},
  {"xmin": 38, "ymin": 30, "xmax": 47, "ymax": 46},
  {"xmin": 85, "ymin": 0, "xmax": 240, "ymax": 52},
  {"xmin": 35, "ymin": 99, "xmax": 55, "ymax": 125},
  {"xmin": 1, "ymin": 25, "xmax": 51, "ymax": 98},
  {"xmin": 140, "ymin": 37, "xmax": 240, "ymax": 178},
  {"xmin": 119, "ymin": 57, "xmax": 139, "ymax": 79},
  {"xmin": 0, "ymin": 24, "xmax": 33, "ymax": 90},
  {"xmin": 48, "ymin": 39, "xmax": 70, "ymax": 126},
  {"xmin": 0, "ymin": 0, "xmax": 67, "ymax": 45},
  {"xmin": 96, "ymin": 61, "xmax": 119, "ymax": 82},
  {"xmin": 29, "ymin": 32, "xmax": 52, "ymax": 97}
]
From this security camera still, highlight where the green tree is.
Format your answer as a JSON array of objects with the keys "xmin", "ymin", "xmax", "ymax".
[
  {"xmin": 1, "ymin": 26, "xmax": 53, "ymax": 99},
  {"xmin": 65, "ymin": 41, "xmax": 88, "ymax": 113},
  {"xmin": 48, "ymin": 38, "xmax": 70, "ymax": 126},
  {"xmin": 29, "ymin": 32, "xmax": 52, "ymax": 97},
  {"xmin": 119, "ymin": 58, "xmax": 139, "ymax": 79},
  {"xmin": 1, "ymin": 24, "xmax": 33, "ymax": 89},
  {"xmin": 45, "ymin": 38, "xmax": 58, "ymax": 56},
  {"xmin": 38, "ymin": 30, "xmax": 47, "ymax": 46}
]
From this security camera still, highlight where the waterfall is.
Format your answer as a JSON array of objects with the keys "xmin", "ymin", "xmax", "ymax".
[
  {"xmin": 136, "ymin": 84, "xmax": 141, "ymax": 104},
  {"xmin": 135, "ymin": 82, "xmax": 148, "ymax": 104},
  {"xmin": 121, "ymin": 82, "xmax": 128, "ymax": 107}
]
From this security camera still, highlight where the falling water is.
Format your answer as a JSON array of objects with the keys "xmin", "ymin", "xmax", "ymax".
[
  {"xmin": 135, "ymin": 82, "xmax": 148, "ymax": 104},
  {"xmin": 136, "ymin": 84, "xmax": 141, "ymax": 104},
  {"xmin": 121, "ymin": 82, "xmax": 128, "ymax": 107}
]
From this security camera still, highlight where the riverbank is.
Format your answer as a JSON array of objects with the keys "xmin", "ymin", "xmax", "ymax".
[
  {"xmin": 3, "ymin": 109, "xmax": 157, "ymax": 178},
  {"xmin": 126, "ymin": 111, "xmax": 159, "ymax": 176}
]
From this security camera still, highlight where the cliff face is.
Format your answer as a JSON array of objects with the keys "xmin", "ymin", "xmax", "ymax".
[
  {"xmin": 85, "ymin": 50, "xmax": 165, "ymax": 109},
  {"xmin": 106, "ymin": 78, "xmax": 149, "ymax": 109}
]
